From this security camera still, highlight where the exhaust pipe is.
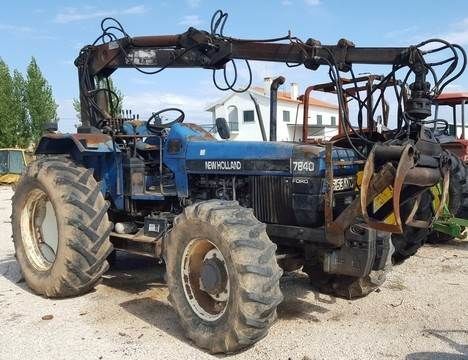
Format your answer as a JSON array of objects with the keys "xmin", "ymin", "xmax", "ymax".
[
  {"xmin": 270, "ymin": 76, "xmax": 285, "ymax": 141},
  {"xmin": 249, "ymin": 94, "xmax": 267, "ymax": 141}
]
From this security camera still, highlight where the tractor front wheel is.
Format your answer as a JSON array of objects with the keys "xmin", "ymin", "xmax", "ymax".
[
  {"xmin": 166, "ymin": 200, "xmax": 283, "ymax": 354},
  {"xmin": 11, "ymin": 157, "xmax": 113, "ymax": 297}
]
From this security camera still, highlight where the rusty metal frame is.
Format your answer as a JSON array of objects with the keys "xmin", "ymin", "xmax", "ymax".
[
  {"xmin": 360, "ymin": 144, "xmax": 414, "ymax": 233},
  {"xmin": 324, "ymin": 142, "xmax": 334, "ymax": 231},
  {"xmin": 325, "ymin": 161, "xmax": 397, "ymax": 246},
  {"xmin": 302, "ymin": 75, "xmax": 396, "ymax": 141},
  {"xmin": 405, "ymin": 166, "xmax": 450, "ymax": 228},
  {"xmin": 301, "ymin": 74, "xmax": 448, "ymax": 240},
  {"xmin": 323, "ymin": 139, "xmax": 450, "ymax": 243}
]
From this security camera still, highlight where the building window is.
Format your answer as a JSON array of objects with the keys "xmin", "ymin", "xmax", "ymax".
[
  {"xmin": 228, "ymin": 106, "xmax": 239, "ymax": 131},
  {"xmin": 331, "ymin": 116, "xmax": 336, "ymax": 126},
  {"xmin": 243, "ymin": 110, "xmax": 255, "ymax": 123},
  {"xmin": 283, "ymin": 110, "xmax": 290, "ymax": 122},
  {"xmin": 316, "ymin": 114, "xmax": 322, "ymax": 125}
]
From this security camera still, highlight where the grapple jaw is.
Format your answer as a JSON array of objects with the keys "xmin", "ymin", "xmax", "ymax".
[{"xmin": 360, "ymin": 143, "xmax": 451, "ymax": 234}]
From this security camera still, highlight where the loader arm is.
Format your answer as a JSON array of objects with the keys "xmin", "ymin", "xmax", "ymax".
[{"xmin": 77, "ymin": 27, "xmax": 431, "ymax": 128}]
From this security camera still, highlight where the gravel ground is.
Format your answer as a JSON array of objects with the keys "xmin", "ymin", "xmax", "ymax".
[{"xmin": 0, "ymin": 185, "xmax": 467, "ymax": 360}]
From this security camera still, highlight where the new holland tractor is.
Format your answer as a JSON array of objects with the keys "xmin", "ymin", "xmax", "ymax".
[{"xmin": 11, "ymin": 11, "xmax": 466, "ymax": 353}]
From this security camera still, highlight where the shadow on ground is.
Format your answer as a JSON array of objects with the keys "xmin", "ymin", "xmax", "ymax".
[
  {"xmin": 102, "ymin": 251, "xmax": 337, "ymax": 353},
  {"xmin": 120, "ymin": 297, "xmax": 190, "ymax": 345},
  {"xmin": 406, "ymin": 329, "xmax": 468, "ymax": 360},
  {"xmin": 0, "ymin": 253, "xmax": 27, "ymax": 289},
  {"xmin": 102, "ymin": 251, "xmax": 166, "ymax": 294},
  {"xmin": 102, "ymin": 252, "xmax": 193, "ymax": 346},
  {"xmin": 426, "ymin": 238, "xmax": 468, "ymax": 252},
  {"xmin": 277, "ymin": 271, "xmax": 334, "ymax": 322}
]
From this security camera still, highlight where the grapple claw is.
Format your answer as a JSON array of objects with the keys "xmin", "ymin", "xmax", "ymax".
[{"xmin": 360, "ymin": 143, "xmax": 448, "ymax": 233}]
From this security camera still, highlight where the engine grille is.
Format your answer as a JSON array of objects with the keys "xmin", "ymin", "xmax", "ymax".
[{"xmin": 250, "ymin": 176, "xmax": 294, "ymax": 224}]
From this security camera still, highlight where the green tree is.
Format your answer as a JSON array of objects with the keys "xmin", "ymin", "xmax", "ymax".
[
  {"xmin": 73, "ymin": 77, "xmax": 124, "ymax": 121},
  {"xmin": 25, "ymin": 57, "xmax": 58, "ymax": 142},
  {"xmin": 0, "ymin": 59, "xmax": 19, "ymax": 147},
  {"xmin": 11, "ymin": 70, "xmax": 30, "ymax": 147}
]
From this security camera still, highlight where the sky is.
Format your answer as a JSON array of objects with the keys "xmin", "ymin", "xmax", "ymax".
[{"xmin": 1, "ymin": 0, "xmax": 468, "ymax": 132}]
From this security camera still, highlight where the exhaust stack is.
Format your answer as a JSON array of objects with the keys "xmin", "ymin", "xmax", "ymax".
[{"xmin": 269, "ymin": 76, "xmax": 285, "ymax": 141}]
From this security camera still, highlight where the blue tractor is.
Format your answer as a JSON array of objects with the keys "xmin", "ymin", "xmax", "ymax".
[{"xmin": 11, "ymin": 11, "xmax": 466, "ymax": 353}]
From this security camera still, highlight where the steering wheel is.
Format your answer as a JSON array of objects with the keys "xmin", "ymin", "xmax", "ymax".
[
  {"xmin": 432, "ymin": 119, "xmax": 449, "ymax": 135},
  {"xmin": 147, "ymin": 108, "xmax": 185, "ymax": 133}
]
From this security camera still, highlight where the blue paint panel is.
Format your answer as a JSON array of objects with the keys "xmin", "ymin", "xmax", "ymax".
[
  {"xmin": 316, "ymin": 148, "xmax": 360, "ymax": 176},
  {"xmin": 163, "ymin": 123, "xmax": 209, "ymax": 197},
  {"xmin": 186, "ymin": 140, "xmax": 294, "ymax": 161},
  {"xmin": 82, "ymin": 152, "xmax": 124, "ymax": 210},
  {"xmin": 161, "ymin": 123, "xmax": 361, "ymax": 197}
]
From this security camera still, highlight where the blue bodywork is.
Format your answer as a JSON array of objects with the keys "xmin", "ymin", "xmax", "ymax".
[{"xmin": 35, "ymin": 122, "xmax": 359, "ymax": 210}]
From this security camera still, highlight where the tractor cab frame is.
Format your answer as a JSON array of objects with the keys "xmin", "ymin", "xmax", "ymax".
[{"xmin": 434, "ymin": 92, "xmax": 468, "ymax": 163}]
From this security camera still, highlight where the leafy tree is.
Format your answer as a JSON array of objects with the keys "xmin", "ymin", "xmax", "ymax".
[
  {"xmin": 11, "ymin": 70, "xmax": 30, "ymax": 147},
  {"xmin": 73, "ymin": 77, "xmax": 124, "ymax": 121},
  {"xmin": 72, "ymin": 98, "xmax": 81, "ymax": 120},
  {"xmin": 25, "ymin": 57, "xmax": 58, "ymax": 142},
  {"xmin": 0, "ymin": 59, "xmax": 18, "ymax": 147}
]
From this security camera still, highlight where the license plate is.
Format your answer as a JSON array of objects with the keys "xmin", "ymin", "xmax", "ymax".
[{"xmin": 332, "ymin": 176, "xmax": 355, "ymax": 191}]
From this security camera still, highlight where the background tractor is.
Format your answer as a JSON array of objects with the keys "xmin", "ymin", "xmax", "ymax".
[
  {"xmin": 425, "ymin": 92, "xmax": 468, "ymax": 242},
  {"xmin": 0, "ymin": 148, "xmax": 30, "ymax": 187},
  {"xmin": 10, "ymin": 10, "xmax": 467, "ymax": 353}
]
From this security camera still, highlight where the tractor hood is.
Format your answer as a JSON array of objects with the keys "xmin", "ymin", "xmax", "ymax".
[
  {"xmin": 184, "ymin": 140, "xmax": 358, "ymax": 177},
  {"xmin": 163, "ymin": 123, "xmax": 359, "ymax": 179}
]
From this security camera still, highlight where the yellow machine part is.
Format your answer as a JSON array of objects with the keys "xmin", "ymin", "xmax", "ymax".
[
  {"xmin": 356, "ymin": 170, "xmax": 396, "ymax": 225},
  {"xmin": 431, "ymin": 184, "xmax": 442, "ymax": 210},
  {"xmin": 0, "ymin": 173, "xmax": 21, "ymax": 184},
  {"xmin": 357, "ymin": 170, "xmax": 446, "ymax": 226},
  {"xmin": 0, "ymin": 148, "xmax": 30, "ymax": 185}
]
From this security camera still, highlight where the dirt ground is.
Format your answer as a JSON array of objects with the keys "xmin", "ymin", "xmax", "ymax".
[{"xmin": 0, "ymin": 186, "xmax": 467, "ymax": 360}]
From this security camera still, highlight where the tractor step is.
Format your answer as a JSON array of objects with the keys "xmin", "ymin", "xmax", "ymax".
[{"xmin": 110, "ymin": 230, "xmax": 162, "ymax": 258}]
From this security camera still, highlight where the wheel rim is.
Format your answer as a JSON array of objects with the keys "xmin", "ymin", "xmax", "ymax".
[
  {"xmin": 20, "ymin": 188, "xmax": 59, "ymax": 271},
  {"xmin": 181, "ymin": 238, "xmax": 230, "ymax": 322}
]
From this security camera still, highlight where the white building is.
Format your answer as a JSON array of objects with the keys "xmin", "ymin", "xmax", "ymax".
[{"xmin": 206, "ymin": 77, "xmax": 339, "ymax": 141}]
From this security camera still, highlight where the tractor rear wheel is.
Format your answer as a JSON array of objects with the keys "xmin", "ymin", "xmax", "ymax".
[
  {"xmin": 391, "ymin": 190, "xmax": 433, "ymax": 263},
  {"xmin": 166, "ymin": 200, "xmax": 283, "ymax": 354},
  {"xmin": 11, "ymin": 156, "xmax": 113, "ymax": 297},
  {"xmin": 427, "ymin": 154, "xmax": 468, "ymax": 243}
]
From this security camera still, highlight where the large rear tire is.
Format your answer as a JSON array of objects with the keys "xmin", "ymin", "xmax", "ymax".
[
  {"xmin": 391, "ymin": 190, "xmax": 433, "ymax": 263},
  {"xmin": 166, "ymin": 200, "xmax": 283, "ymax": 354},
  {"xmin": 11, "ymin": 156, "xmax": 113, "ymax": 297}
]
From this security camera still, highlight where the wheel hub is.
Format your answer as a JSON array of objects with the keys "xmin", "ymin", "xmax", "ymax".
[
  {"xmin": 200, "ymin": 254, "xmax": 227, "ymax": 296},
  {"xmin": 20, "ymin": 188, "xmax": 59, "ymax": 271},
  {"xmin": 181, "ymin": 239, "xmax": 230, "ymax": 321}
]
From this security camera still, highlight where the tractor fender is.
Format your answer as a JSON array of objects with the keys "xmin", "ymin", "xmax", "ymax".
[
  {"xmin": 35, "ymin": 133, "xmax": 120, "ymax": 155},
  {"xmin": 35, "ymin": 133, "xmax": 124, "ymax": 210}
]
